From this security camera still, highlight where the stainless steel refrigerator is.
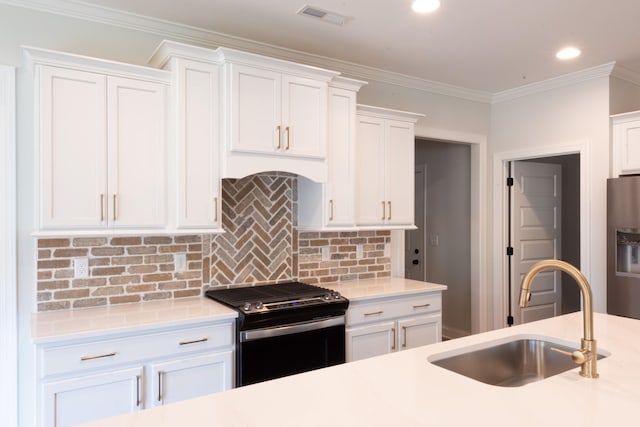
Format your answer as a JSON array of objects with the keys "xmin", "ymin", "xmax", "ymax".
[{"xmin": 607, "ymin": 176, "xmax": 640, "ymax": 319}]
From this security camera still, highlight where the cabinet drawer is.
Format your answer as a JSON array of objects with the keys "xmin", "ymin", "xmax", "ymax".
[
  {"xmin": 346, "ymin": 293, "xmax": 441, "ymax": 326},
  {"xmin": 40, "ymin": 322, "xmax": 234, "ymax": 378}
]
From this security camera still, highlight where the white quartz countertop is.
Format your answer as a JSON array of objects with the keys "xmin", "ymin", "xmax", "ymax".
[
  {"xmin": 76, "ymin": 312, "xmax": 640, "ymax": 427},
  {"xmin": 31, "ymin": 297, "xmax": 238, "ymax": 344},
  {"xmin": 31, "ymin": 278, "xmax": 444, "ymax": 343},
  {"xmin": 324, "ymin": 277, "xmax": 447, "ymax": 301}
]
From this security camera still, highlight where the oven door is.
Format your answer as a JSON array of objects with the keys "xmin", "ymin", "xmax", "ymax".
[{"xmin": 237, "ymin": 316, "xmax": 346, "ymax": 386}]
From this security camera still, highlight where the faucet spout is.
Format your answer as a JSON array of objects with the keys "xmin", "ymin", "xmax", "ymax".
[{"xmin": 519, "ymin": 259, "xmax": 598, "ymax": 378}]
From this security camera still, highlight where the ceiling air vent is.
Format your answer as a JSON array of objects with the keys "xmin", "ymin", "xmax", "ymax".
[{"xmin": 297, "ymin": 5, "xmax": 349, "ymax": 26}]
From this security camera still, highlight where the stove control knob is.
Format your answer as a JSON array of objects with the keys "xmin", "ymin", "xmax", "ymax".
[
  {"xmin": 255, "ymin": 301, "xmax": 263, "ymax": 310},
  {"xmin": 334, "ymin": 292, "xmax": 341, "ymax": 299},
  {"xmin": 242, "ymin": 302, "xmax": 252, "ymax": 312},
  {"xmin": 323, "ymin": 293, "xmax": 331, "ymax": 301}
]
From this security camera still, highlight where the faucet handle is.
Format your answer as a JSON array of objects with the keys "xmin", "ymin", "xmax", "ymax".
[{"xmin": 550, "ymin": 346, "xmax": 593, "ymax": 365}]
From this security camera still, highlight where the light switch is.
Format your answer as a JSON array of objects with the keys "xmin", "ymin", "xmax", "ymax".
[{"xmin": 175, "ymin": 253, "xmax": 187, "ymax": 272}]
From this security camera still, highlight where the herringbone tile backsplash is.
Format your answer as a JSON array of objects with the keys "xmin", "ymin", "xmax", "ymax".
[
  {"xmin": 36, "ymin": 173, "xmax": 391, "ymax": 311},
  {"xmin": 207, "ymin": 174, "xmax": 295, "ymax": 288}
]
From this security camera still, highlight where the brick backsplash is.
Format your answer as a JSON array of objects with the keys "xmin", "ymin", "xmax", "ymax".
[
  {"xmin": 36, "ymin": 175, "xmax": 392, "ymax": 311},
  {"xmin": 298, "ymin": 231, "xmax": 391, "ymax": 284}
]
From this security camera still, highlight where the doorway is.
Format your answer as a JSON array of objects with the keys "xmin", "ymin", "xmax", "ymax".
[
  {"xmin": 506, "ymin": 155, "xmax": 581, "ymax": 326},
  {"xmin": 406, "ymin": 139, "xmax": 471, "ymax": 339}
]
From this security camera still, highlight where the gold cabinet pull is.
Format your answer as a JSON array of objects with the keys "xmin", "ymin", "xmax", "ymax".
[
  {"xmin": 100, "ymin": 194, "xmax": 105, "ymax": 222},
  {"xmin": 113, "ymin": 194, "xmax": 118, "ymax": 221},
  {"xmin": 387, "ymin": 201, "xmax": 392, "ymax": 220},
  {"xmin": 364, "ymin": 310, "xmax": 383, "ymax": 317},
  {"xmin": 276, "ymin": 125, "xmax": 282, "ymax": 149},
  {"xmin": 136, "ymin": 375, "xmax": 141, "ymax": 407},
  {"xmin": 80, "ymin": 352, "xmax": 117, "ymax": 361},
  {"xmin": 213, "ymin": 197, "xmax": 218, "ymax": 222},
  {"xmin": 329, "ymin": 199, "xmax": 334, "ymax": 221},
  {"xmin": 157, "ymin": 371, "xmax": 164, "ymax": 402},
  {"xmin": 179, "ymin": 337, "xmax": 208, "ymax": 346},
  {"xmin": 285, "ymin": 126, "xmax": 290, "ymax": 150},
  {"xmin": 402, "ymin": 326, "xmax": 407, "ymax": 348},
  {"xmin": 381, "ymin": 201, "xmax": 386, "ymax": 220},
  {"xmin": 413, "ymin": 303, "xmax": 431, "ymax": 309},
  {"xmin": 391, "ymin": 327, "xmax": 396, "ymax": 350}
]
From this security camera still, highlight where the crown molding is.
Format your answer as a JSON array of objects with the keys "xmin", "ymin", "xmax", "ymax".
[
  {"xmin": 1, "ymin": 0, "xmax": 492, "ymax": 103},
  {"xmin": 492, "ymin": 62, "xmax": 617, "ymax": 104},
  {"xmin": 611, "ymin": 63, "xmax": 640, "ymax": 86}
]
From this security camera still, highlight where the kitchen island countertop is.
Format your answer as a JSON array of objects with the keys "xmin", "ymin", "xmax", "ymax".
[{"xmin": 76, "ymin": 311, "xmax": 640, "ymax": 426}]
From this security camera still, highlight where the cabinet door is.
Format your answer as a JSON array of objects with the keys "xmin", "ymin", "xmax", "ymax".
[
  {"xmin": 151, "ymin": 351, "xmax": 233, "ymax": 407},
  {"xmin": 355, "ymin": 116, "xmax": 386, "ymax": 226},
  {"xmin": 346, "ymin": 321, "xmax": 396, "ymax": 362},
  {"xmin": 41, "ymin": 366, "xmax": 142, "ymax": 427},
  {"xmin": 616, "ymin": 119, "xmax": 640, "ymax": 174},
  {"xmin": 175, "ymin": 60, "xmax": 221, "ymax": 229},
  {"xmin": 282, "ymin": 75, "xmax": 327, "ymax": 158},
  {"xmin": 398, "ymin": 314, "xmax": 442, "ymax": 350},
  {"xmin": 39, "ymin": 66, "xmax": 107, "ymax": 229},
  {"xmin": 386, "ymin": 120, "xmax": 415, "ymax": 226},
  {"xmin": 107, "ymin": 77, "xmax": 166, "ymax": 228},
  {"xmin": 326, "ymin": 87, "xmax": 356, "ymax": 227},
  {"xmin": 229, "ymin": 64, "xmax": 281, "ymax": 154}
]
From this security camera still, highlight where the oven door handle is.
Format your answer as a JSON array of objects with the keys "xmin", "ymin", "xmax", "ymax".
[{"xmin": 239, "ymin": 316, "xmax": 345, "ymax": 342}]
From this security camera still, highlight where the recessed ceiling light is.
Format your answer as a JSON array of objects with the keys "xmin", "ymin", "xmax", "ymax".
[
  {"xmin": 556, "ymin": 47, "xmax": 581, "ymax": 60},
  {"xmin": 412, "ymin": 0, "xmax": 441, "ymax": 13}
]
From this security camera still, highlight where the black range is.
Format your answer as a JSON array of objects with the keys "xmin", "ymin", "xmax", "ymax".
[{"xmin": 205, "ymin": 281, "xmax": 349, "ymax": 386}]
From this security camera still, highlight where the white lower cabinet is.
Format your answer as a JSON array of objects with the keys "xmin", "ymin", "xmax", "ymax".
[
  {"xmin": 150, "ymin": 351, "xmax": 232, "ymax": 407},
  {"xmin": 345, "ymin": 292, "xmax": 442, "ymax": 362},
  {"xmin": 42, "ymin": 366, "xmax": 143, "ymax": 427},
  {"xmin": 36, "ymin": 321, "xmax": 234, "ymax": 427}
]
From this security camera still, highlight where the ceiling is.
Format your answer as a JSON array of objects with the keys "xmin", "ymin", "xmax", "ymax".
[{"xmin": 31, "ymin": 0, "xmax": 640, "ymax": 94}]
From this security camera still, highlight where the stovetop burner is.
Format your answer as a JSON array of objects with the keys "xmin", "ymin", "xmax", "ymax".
[{"xmin": 205, "ymin": 282, "xmax": 348, "ymax": 330}]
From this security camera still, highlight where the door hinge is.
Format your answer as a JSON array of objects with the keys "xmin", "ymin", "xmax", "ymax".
[
  {"xmin": 506, "ymin": 177, "xmax": 514, "ymax": 187},
  {"xmin": 506, "ymin": 246, "xmax": 514, "ymax": 256}
]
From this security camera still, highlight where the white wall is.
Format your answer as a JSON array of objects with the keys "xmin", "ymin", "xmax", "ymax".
[
  {"xmin": 610, "ymin": 76, "xmax": 640, "ymax": 115},
  {"xmin": 490, "ymin": 77, "xmax": 611, "ymax": 324}
]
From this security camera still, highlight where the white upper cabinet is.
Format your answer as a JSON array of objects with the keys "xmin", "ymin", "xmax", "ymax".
[
  {"xmin": 355, "ymin": 105, "xmax": 423, "ymax": 229},
  {"xmin": 612, "ymin": 111, "xmax": 640, "ymax": 176},
  {"xmin": 298, "ymin": 77, "xmax": 367, "ymax": 230},
  {"xmin": 38, "ymin": 66, "xmax": 108, "ymax": 229},
  {"xmin": 228, "ymin": 64, "xmax": 328, "ymax": 158},
  {"xmin": 27, "ymin": 47, "xmax": 170, "ymax": 233},
  {"xmin": 219, "ymin": 48, "xmax": 338, "ymax": 183}
]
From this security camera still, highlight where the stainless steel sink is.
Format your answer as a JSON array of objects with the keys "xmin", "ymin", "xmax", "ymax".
[{"xmin": 428, "ymin": 336, "xmax": 606, "ymax": 387}]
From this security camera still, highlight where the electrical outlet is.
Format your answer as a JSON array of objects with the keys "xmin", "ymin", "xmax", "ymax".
[
  {"xmin": 356, "ymin": 244, "xmax": 363, "ymax": 259},
  {"xmin": 175, "ymin": 253, "xmax": 187, "ymax": 272},
  {"xmin": 384, "ymin": 243, "xmax": 390, "ymax": 257},
  {"xmin": 74, "ymin": 257, "xmax": 89, "ymax": 278},
  {"xmin": 321, "ymin": 246, "xmax": 330, "ymax": 262},
  {"xmin": 430, "ymin": 235, "xmax": 439, "ymax": 247}
]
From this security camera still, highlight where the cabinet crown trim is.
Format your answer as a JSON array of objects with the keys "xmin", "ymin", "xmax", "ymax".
[
  {"xmin": 357, "ymin": 104, "xmax": 424, "ymax": 123},
  {"xmin": 23, "ymin": 46, "xmax": 171, "ymax": 84}
]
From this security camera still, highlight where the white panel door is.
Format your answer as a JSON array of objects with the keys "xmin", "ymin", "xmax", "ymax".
[
  {"xmin": 398, "ymin": 314, "xmax": 441, "ymax": 350},
  {"xmin": 282, "ymin": 75, "xmax": 327, "ymax": 158},
  {"xmin": 346, "ymin": 321, "xmax": 395, "ymax": 362},
  {"xmin": 512, "ymin": 161, "xmax": 562, "ymax": 324},
  {"xmin": 175, "ymin": 60, "xmax": 220, "ymax": 229},
  {"xmin": 39, "ymin": 66, "xmax": 107, "ymax": 229},
  {"xmin": 229, "ymin": 64, "xmax": 281, "ymax": 154},
  {"xmin": 151, "ymin": 351, "xmax": 233, "ymax": 407},
  {"xmin": 386, "ymin": 120, "xmax": 415, "ymax": 225},
  {"xmin": 107, "ymin": 77, "xmax": 166, "ymax": 228},
  {"xmin": 326, "ymin": 87, "xmax": 356, "ymax": 227},
  {"xmin": 42, "ymin": 367, "xmax": 142, "ymax": 427},
  {"xmin": 356, "ymin": 116, "xmax": 386, "ymax": 225}
]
